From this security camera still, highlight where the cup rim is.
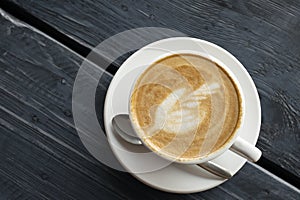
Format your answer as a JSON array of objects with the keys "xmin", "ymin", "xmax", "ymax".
[{"xmin": 128, "ymin": 48, "xmax": 245, "ymax": 165}]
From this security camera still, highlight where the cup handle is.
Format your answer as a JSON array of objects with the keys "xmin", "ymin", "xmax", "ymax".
[{"xmin": 230, "ymin": 136, "xmax": 262, "ymax": 162}]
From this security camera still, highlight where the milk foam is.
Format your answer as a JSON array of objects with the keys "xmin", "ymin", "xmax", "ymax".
[{"xmin": 145, "ymin": 83, "xmax": 219, "ymax": 136}]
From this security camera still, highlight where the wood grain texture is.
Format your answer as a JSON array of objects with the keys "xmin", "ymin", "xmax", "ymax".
[
  {"xmin": 6, "ymin": 0, "xmax": 300, "ymax": 179},
  {"xmin": 0, "ymin": 9, "xmax": 299, "ymax": 200}
]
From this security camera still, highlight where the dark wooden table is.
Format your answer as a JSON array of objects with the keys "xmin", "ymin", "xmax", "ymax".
[{"xmin": 0, "ymin": 0, "xmax": 299, "ymax": 199}]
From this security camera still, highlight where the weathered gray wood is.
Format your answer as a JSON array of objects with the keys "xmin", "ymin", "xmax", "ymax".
[
  {"xmin": 0, "ymin": 9, "xmax": 299, "ymax": 200},
  {"xmin": 6, "ymin": 0, "xmax": 300, "ymax": 180}
]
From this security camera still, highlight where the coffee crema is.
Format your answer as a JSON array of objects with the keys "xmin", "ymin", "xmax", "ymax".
[{"xmin": 130, "ymin": 54, "xmax": 242, "ymax": 161}]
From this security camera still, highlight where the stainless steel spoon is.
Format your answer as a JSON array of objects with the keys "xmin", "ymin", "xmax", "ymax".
[{"xmin": 112, "ymin": 114, "xmax": 232, "ymax": 179}]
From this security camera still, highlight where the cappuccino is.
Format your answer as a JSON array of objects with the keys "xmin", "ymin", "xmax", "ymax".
[{"xmin": 130, "ymin": 54, "xmax": 242, "ymax": 161}]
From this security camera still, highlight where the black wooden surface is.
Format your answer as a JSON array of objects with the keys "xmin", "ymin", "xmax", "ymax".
[
  {"xmin": 1, "ymin": 9, "xmax": 300, "ymax": 200},
  {"xmin": 4, "ymin": 0, "xmax": 300, "ymax": 180},
  {"xmin": 0, "ymin": 10, "xmax": 300, "ymax": 199},
  {"xmin": 0, "ymin": 0, "xmax": 299, "ymax": 199}
]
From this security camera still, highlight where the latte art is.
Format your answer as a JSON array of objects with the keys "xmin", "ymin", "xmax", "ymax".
[
  {"xmin": 130, "ymin": 54, "xmax": 242, "ymax": 161},
  {"xmin": 145, "ymin": 83, "xmax": 219, "ymax": 136}
]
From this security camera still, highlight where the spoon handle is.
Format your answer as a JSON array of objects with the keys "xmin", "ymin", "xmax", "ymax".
[{"xmin": 198, "ymin": 161, "xmax": 232, "ymax": 179}]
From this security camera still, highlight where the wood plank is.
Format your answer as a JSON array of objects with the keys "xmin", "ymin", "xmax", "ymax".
[
  {"xmin": 0, "ymin": 7, "xmax": 299, "ymax": 200},
  {"xmin": 4, "ymin": 0, "xmax": 300, "ymax": 180}
]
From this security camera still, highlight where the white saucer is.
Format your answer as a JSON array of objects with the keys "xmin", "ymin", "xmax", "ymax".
[{"xmin": 104, "ymin": 37, "xmax": 261, "ymax": 193}]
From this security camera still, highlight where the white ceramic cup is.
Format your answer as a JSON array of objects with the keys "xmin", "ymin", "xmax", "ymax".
[{"xmin": 128, "ymin": 49, "xmax": 262, "ymax": 165}]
